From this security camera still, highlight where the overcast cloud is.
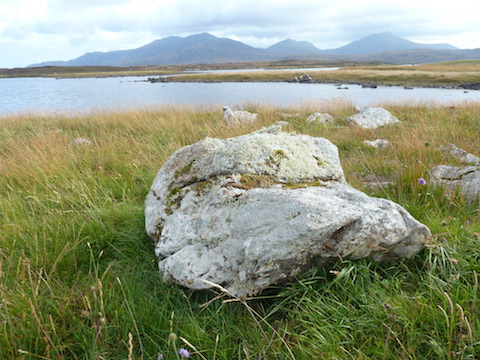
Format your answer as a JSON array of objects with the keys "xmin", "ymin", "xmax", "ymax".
[{"xmin": 1, "ymin": 0, "xmax": 479, "ymax": 68}]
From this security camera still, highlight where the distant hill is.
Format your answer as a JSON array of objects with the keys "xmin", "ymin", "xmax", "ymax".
[
  {"xmin": 39, "ymin": 33, "xmax": 273, "ymax": 67},
  {"xmin": 30, "ymin": 32, "xmax": 478, "ymax": 67},
  {"xmin": 324, "ymin": 32, "xmax": 458, "ymax": 55},
  {"xmin": 266, "ymin": 39, "xmax": 322, "ymax": 56},
  {"xmin": 355, "ymin": 48, "xmax": 480, "ymax": 64}
]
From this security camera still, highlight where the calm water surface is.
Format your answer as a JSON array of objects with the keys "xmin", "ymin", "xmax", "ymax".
[{"xmin": 1, "ymin": 76, "xmax": 479, "ymax": 116}]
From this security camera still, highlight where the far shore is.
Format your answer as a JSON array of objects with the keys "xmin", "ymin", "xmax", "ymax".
[{"xmin": 2, "ymin": 60, "xmax": 480, "ymax": 89}]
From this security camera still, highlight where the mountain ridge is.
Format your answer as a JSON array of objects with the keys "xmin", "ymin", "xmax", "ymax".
[
  {"xmin": 30, "ymin": 32, "xmax": 477, "ymax": 67},
  {"xmin": 322, "ymin": 32, "xmax": 457, "ymax": 55}
]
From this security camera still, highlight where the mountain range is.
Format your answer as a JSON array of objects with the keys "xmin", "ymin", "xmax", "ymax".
[{"xmin": 30, "ymin": 32, "xmax": 480, "ymax": 67}]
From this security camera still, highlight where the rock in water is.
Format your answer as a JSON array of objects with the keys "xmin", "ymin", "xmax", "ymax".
[
  {"xmin": 145, "ymin": 126, "xmax": 430, "ymax": 297},
  {"xmin": 348, "ymin": 107, "xmax": 400, "ymax": 129}
]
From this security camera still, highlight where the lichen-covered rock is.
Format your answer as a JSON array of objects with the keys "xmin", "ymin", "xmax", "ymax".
[
  {"xmin": 145, "ymin": 126, "xmax": 430, "ymax": 296},
  {"xmin": 348, "ymin": 107, "xmax": 400, "ymax": 129}
]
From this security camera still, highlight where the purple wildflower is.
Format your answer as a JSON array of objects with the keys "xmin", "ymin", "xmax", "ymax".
[
  {"xmin": 157, "ymin": 355, "xmax": 164, "ymax": 360},
  {"xmin": 178, "ymin": 348, "xmax": 190, "ymax": 358},
  {"xmin": 418, "ymin": 178, "xmax": 427, "ymax": 185}
]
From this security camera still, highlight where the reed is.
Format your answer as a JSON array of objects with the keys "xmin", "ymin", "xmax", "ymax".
[{"xmin": 0, "ymin": 102, "xmax": 479, "ymax": 359}]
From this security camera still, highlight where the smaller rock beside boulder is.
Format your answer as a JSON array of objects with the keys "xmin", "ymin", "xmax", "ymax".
[
  {"xmin": 348, "ymin": 107, "xmax": 400, "ymax": 129},
  {"xmin": 70, "ymin": 138, "xmax": 93, "ymax": 147},
  {"xmin": 306, "ymin": 112, "xmax": 335, "ymax": 123},
  {"xmin": 439, "ymin": 144, "xmax": 480, "ymax": 166},
  {"xmin": 223, "ymin": 106, "xmax": 258, "ymax": 126},
  {"xmin": 431, "ymin": 145, "xmax": 480, "ymax": 200},
  {"xmin": 431, "ymin": 165, "xmax": 480, "ymax": 201},
  {"xmin": 363, "ymin": 139, "xmax": 391, "ymax": 148}
]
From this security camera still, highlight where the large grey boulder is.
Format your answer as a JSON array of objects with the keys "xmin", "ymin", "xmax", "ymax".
[
  {"xmin": 348, "ymin": 107, "xmax": 400, "ymax": 129},
  {"xmin": 145, "ymin": 126, "xmax": 430, "ymax": 297}
]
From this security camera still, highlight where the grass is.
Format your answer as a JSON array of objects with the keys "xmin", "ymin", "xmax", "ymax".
[{"xmin": 0, "ymin": 102, "xmax": 479, "ymax": 359}]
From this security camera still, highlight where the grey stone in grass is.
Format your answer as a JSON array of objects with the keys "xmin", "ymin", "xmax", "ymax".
[
  {"xmin": 223, "ymin": 106, "xmax": 258, "ymax": 126},
  {"xmin": 145, "ymin": 126, "xmax": 430, "ymax": 297},
  {"xmin": 439, "ymin": 144, "xmax": 480, "ymax": 166},
  {"xmin": 306, "ymin": 112, "xmax": 335, "ymax": 123},
  {"xmin": 363, "ymin": 139, "xmax": 391, "ymax": 148},
  {"xmin": 70, "ymin": 137, "xmax": 93, "ymax": 146},
  {"xmin": 432, "ymin": 145, "xmax": 480, "ymax": 200},
  {"xmin": 348, "ymin": 107, "xmax": 400, "ymax": 129},
  {"xmin": 431, "ymin": 165, "xmax": 480, "ymax": 201}
]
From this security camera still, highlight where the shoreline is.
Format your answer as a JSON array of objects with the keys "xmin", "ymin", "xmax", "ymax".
[
  {"xmin": 145, "ymin": 76, "xmax": 480, "ymax": 90},
  {"xmin": 1, "ymin": 60, "xmax": 480, "ymax": 90}
]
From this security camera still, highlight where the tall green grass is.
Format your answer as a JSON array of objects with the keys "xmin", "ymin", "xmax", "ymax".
[{"xmin": 0, "ymin": 102, "xmax": 479, "ymax": 359}]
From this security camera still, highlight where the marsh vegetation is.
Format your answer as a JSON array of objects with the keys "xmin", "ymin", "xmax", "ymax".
[{"xmin": 0, "ymin": 102, "xmax": 479, "ymax": 359}]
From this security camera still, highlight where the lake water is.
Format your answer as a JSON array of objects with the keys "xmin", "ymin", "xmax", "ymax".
[{"xmin": 1, "ymin": 76, "xmax": 479, "ymax": 116}]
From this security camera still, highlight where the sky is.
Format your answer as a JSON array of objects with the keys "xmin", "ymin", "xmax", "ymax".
[{"xmin": 1, "ymin": 0, "xmax": 480, "ymax": 68}]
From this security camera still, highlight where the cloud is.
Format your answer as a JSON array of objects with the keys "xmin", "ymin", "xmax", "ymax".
[{"xmin": 1, "ymin": 0, "xmax": 480, "ymax": 67}]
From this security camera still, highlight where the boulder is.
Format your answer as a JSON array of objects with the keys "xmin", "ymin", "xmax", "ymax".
[
  {"xmin": 306, "ymin": 112, "xmax": 335, "ymax": 123},
  {"xmin": 348, "ymin": 107, "xmax": 400, "ymax": 129},
  {"xmin": 363, "ymin": 139, "xmax": 391, "ymax": 148},
  {"xmin": 145, "ymin": 126, "xmax": 430, "ymax": 297},
  {"xmin": 223, "ymin": 106, "xmax": 258, "ymax": 126}
]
